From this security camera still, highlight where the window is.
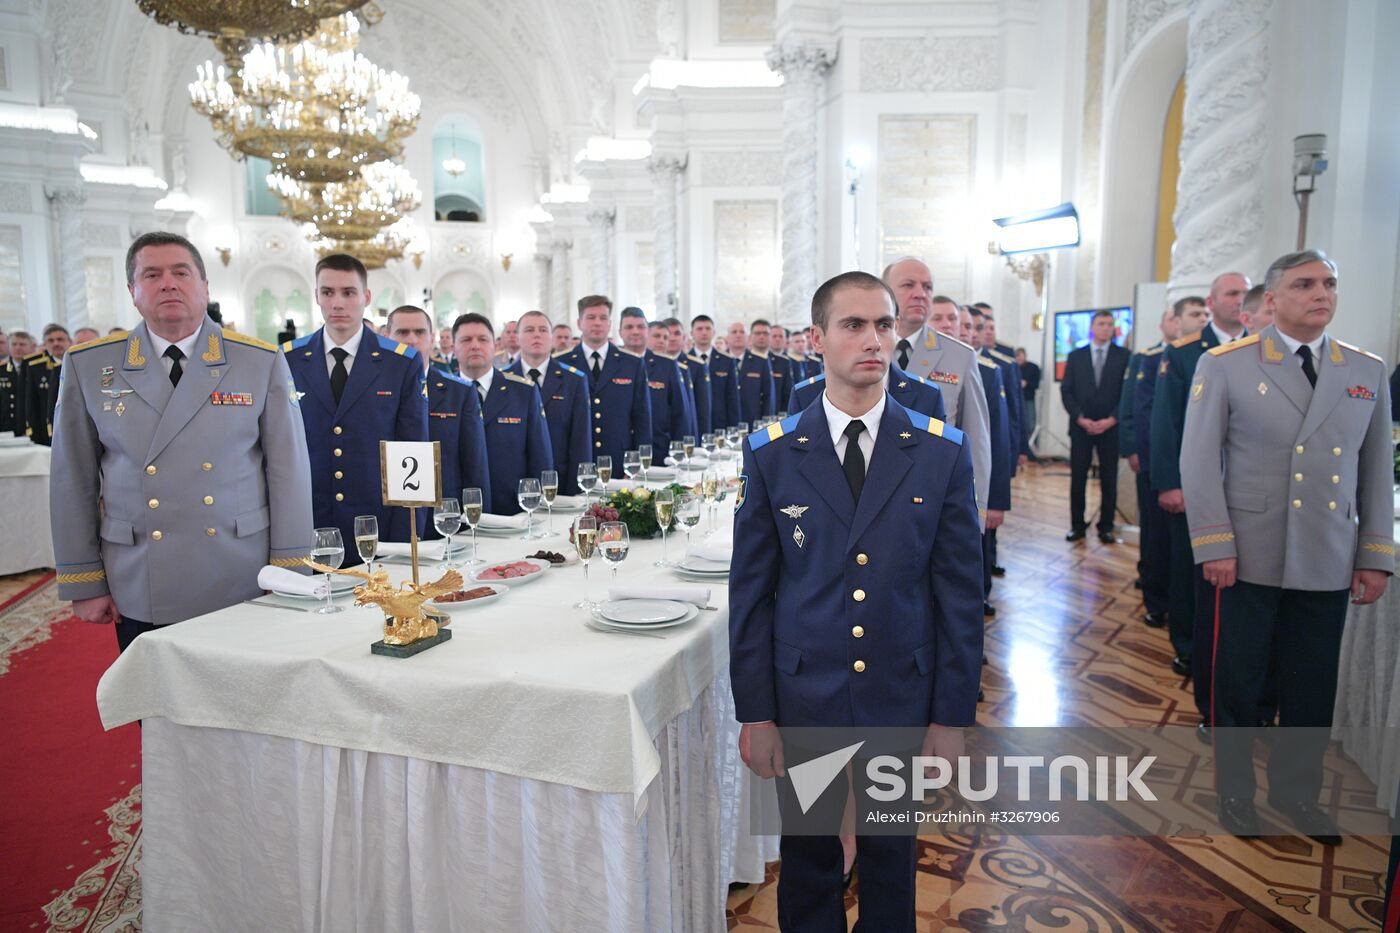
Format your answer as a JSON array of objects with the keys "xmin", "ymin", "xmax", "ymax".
[
  {"xmin": 878, "ymin": 115, "xmax": 975, "ymax": 301},
  {"xmin": 245, "ymin": 157, "xmax": 281, "ymax": 217},
  {"xmin": 433, "ymin": 118, "xmax": 486, "ymax": 222}
]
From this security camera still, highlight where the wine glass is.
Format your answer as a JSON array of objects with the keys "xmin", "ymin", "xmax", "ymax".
[
  {"xmin": 638, "ymin": 444, "xmax": 653, "ymax": 483},
  {"xmin": 653, "ymin": 488, "xmax": 675, "ymax": 567},
  {"xmin": 682, "ymin": 435, "xmax": 696, "ymax": 466},
  {"xmin": 310, "ymin": 527, "xmax": 345, "ymax": 614},
  {"xmin": 622, "ymin": 450, "xmax": 641, "ymax": 482},
  {"xmin": 701, "ymin": 469, "xmax": 720, "ymax": 535},
  {"xmin": 541, "ymin": 469, "xmax": 559, "ymax": 536},
  {"xmin": 434, "ymin": 498, "xmax": 462, "ymax": 571},
  {"xmin": 353, "ymin": 515, "xmax": 378, "ymax": 575},
  {"xmin": 597, "ymin": 454, "xmax": 613, "ymax": 487},
  {"xmin": 668, "ymin": 440, "xmax": 685, "ymax": 472},
  {"xmin": 573, "ymin": 515, "xmax": 598, "ymax": 609},
  {"xmin": 678, "ymin": 493, "xmax": 701, "ymax": 558},
  {"xmin": 600, "ymin": 521, "xmax": 630, "ymax": 582},
  {"xmin": 577, "ymin": 462, "xmax": 598, "ymax": 506},
  {"xmin": 461, "ymin": 487, "xmax": 484, "ymax": 568},
  {"xmin": 518, "ymin": 478, "xmax": 542, "ymax": 541},
  {"xmin": 702, "ymin": 432, "xmax": 717, "ymax": 457}
]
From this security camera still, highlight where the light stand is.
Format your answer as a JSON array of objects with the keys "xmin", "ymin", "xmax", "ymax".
[
  {"xmin": 845, "ymin": 157, "xmax": 863, "ymax": 270},
  {"xmin": 1292, "ymin": 134, "xmax": 1328, "ymax": 250}
]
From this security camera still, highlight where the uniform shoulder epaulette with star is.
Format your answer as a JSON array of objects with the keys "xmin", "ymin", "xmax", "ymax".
[
  {"xmin": 23, "ymin": 349, "xmax": 48, "ymax": 362},
  {"xmin": 977, "ymin": 356, "xmax": 997, "ymax": 369},
  {"xmin": 552, "ymin": 348, "xmax": 576, "ymax": 358},
  {"xmin": 714, "ymin": 349, "xmax": 735, "ymax": 360},
  {"xmin": 222, "ymin": 329, "xmax": 276, "ymax": 352},
  {"xmin": 986, "ymin": 348, "xmax": 1014, "ymax": 364},
  {"xmin": 1171, "ymin": 331, "xmax": 1202, "ymax": 349},
  {"xmin": 793, "ymin": 372, "xmax": 825, "ymax": 391},
  {"xmin": 67, "ymin": 333, "xmax": 127, "ymax": 355},
  {"xmin": 746, "ymin": 412, "xmax": 802, "ymax": 451},
  {"xmin": 284, "ymin": 333, "xmax": 316, "ymax": 353},
  {"xmin": 617, "ymin": 347, "xmax": 643, "ymax": 358},
  {"xmin": 502, "ymin": 371, "xmax": 534, "ymax": 386},
  {"xmin": 1335, "ymin": 338, "xmax": 1383, "ymax": 363},
  {"xmin": 1207, "ymin": 333, "xmax": 1260, "ymax": 356},
  {"xmin": 942, "ymin": 332, "xmax": 976, "ymax": 352},
  {"xmin": 1141, "ymin": 344, "xmax": 1165, "ymax": 357},
  {"xmin": 904, "ymin": 408, "xmax": 966, "ymax": 446},
  {"xmin": 437, "ymin": 370, "xmax": 473, "ymax": 388},
  {"xmin": 556, "ymin": 361, "xmax": 586, "ymax": 378},
  {"xmin": 375, "ymin": 333, "xmax": 415, "ymax": 357}
]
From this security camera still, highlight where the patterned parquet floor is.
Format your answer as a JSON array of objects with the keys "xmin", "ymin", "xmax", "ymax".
[{"xmin": 727, "ymin": 461, "xmax": 1391, "ymax": 931}]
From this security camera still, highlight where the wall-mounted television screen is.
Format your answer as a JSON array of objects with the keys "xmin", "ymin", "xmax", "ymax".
[{"xmin": 1052, "ymin": 307, "xmax": 1134, "ymax": 380}]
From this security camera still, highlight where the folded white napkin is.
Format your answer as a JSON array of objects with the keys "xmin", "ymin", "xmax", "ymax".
[
  {"xmin": 477, "ymin": 512, "xmax": 530, "ymax": 530},
  {"xmin": 686, "ymin": 538, "xmax": 733, "ymax": 563},
  {"xmin": 551, "ymin": 494, "xmax": 587, "ymax": 509},
  {"xmin": 257, "ymin": 565, "xmax": 328, "ymax": 597},
  {"xmin": 377, "ymin": 540, "xmax": 469, "ymax": 561},
  {"xmin": 608, "ymin": 585, "xmax": 712, "ymax": 606}
]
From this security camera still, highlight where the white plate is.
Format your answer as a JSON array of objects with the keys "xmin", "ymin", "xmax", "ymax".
[
  {"xmin": 470, "ymin": 524, "xmax": 528, "ymax": 537},
  {"xmin": 643, "ymin": 466, "xmax": 678, "ymax": 480},
  {"xmin": 473, "ymin": 557, "xmax": 551, "ymax": 586},
  {"xmin": 589, "ymin": 603, "xmax": 699, "ymax": 631},
  {"xmin": 0, "ymin": 436, "xmax": 32, "ymax": 447},
  {"xmin": 431, "ymin": 584, "xmax": 507, "ymax": 611},
  {"xmin": 679, "ymin": 556, "xmax": 730, "ymax": 573},
  {"xmin": 599, "ymin": 598, "xmax": 689, "ymax": 625},
  {"xmin": 672, "ymin": 567, "xmax": 730, "ymax": 582},
  {"xmin": 269, "ymin": 580, "xmax": 358, "ymax": 601},
  {"xmin": 375, "ymin": 544, "xmax": 470, "ymax": 565}
]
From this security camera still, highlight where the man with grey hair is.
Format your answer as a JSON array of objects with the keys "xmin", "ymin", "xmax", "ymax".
[
  {"xmin": 886, "ymin": 257, "xmax": 993, "ymax": 527},
  {"xmin": 1182, "ymin": 249, "xmax": 1392, "ymax": 843}
]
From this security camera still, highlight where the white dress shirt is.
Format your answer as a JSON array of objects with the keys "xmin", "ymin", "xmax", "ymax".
[
  {"xmin": 146, "ymin": 328, "xmax": 202, "ymax": 377},
  {"xmin": 821, "ymin": 390, "xmax": 884, "ymax": 473},
  {"xmin": 324, "ymin": 325, "xmax": 363, "ymax": 377},
  {"xmin": 469, "ymin": 366, "xmax": 495, "ymax": 399},
  {"xmin": 1272, "ymin": 327, "xmax": 1327, "ymax": 368},
  {"xmin": 1209, "ymin": 321, "xmax": 1243, "ymax": 346}
]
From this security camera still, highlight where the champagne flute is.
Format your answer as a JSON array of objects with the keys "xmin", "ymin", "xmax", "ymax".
[
  {"xmin": 600, "ymin": 521, "xmax": 630, "ymax": 582},
  {"xmin": 638, "ymin": 444, "xmax": 653, "ymax": 483},
  {"xmin": 353, "ymin": 515, "xmax": 379, "ymax": 575},
  {"xmin": 678, "ymin": 493, "xmax": 701, "ymax": 558},
  {"xmin": 573, "ymin": 515, "xmax": 598, "ymax": 609},
  {"xmin": 310, "ymin": 527, "xmax": 345, "ymax": 614},
  {"xmin": 577, "ymin": 462, "xmax": 598, "ymax": 506},
  {"xmin": 653, "ymin": 488, "xmax": 675, "ymax": 567},
  {"xmin": 461, "ymin": 487, "xmax": 484, "ymax": 568},
  {"xmin": 518, "ymin": 478, "xmax": 542, "ymax": 541},
  {"xmin": 702, "ymin": 432, "xmax": 717, "ymax": 457},
  {"xmin": 668, "ymin": 440, "xmax": 685, "ymax": 472},
  {"xmin": 682, "ymin": 435, "xmax": 696, "ymax": 465},
  {"xmin": 597, "ymin": 454, "xmax": 613, "ymax": 486},
  {"xmin": 622, "ymin": 450, "xmax": 641, "ymax": 482},
  {"xmin": 434, "ymin": 498, "xmax": 462, "ymax": 571},
  {"xmin": 702, "ymin": 468, "xmax": 720, "ymax": 536},
  {"xmin": 541, "ymin": 469, "xmax": 559, "ymax": 536}
]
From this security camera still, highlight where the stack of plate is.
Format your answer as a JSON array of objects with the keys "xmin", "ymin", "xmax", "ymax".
[
  {"xmin": 268, "ymin": 574, "xmax": 360, "ymax": 601},
  {"xmin": 672, "ymin": 555, "xmax": 730, "ymax": 581},
  {"xmin": 0, "ymin": 436, "xmax": 33, "ymax": 448},
  {"xmin": 590, "ymin": 598, "xmax": 699, "ymax": 632}
]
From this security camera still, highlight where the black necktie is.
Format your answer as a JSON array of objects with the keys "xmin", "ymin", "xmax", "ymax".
[
  {"xmin": 590, "ymin": 351, "xmax": 602, "ymax": 383},
  {"xmin": 528, "ymin": 368, "xmax": 541, "ymax": 387},
  {"xmin": 164, "ymin": 346, "xmax": 184, "ymax": 387},
  {"xmin": 330, "ymin": 347, "xmax": 349, "ymax": 404},
  {"xmin": 896, "ymin": 339, "xmax": 910, "ymax": 371},
  {"xmin": 1296, "ymin": 345, "xmax": 1317, "ymax": 388},
  {"xmin": 842, "ymin": 420, "xmax": 867, "ymax": 503}
]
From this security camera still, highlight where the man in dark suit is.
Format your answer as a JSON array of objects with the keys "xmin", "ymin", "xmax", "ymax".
[
  {"xmin": 508, "ymin": 310, "xmax": 591, "ymax": 495},
  {"xmin": 24, "ymin": 324, "xmax": 70, "ymax": 445},
  {"xmin": 1060, "ymin": 309, "xmax": 1130, "ymax": 542},
  {"xmin": 737, "ymin": 320, "xmax": 778, "ymax": 423},
  {"xmin": 554, "ymin": 296, "xmax": 651, "ymax": 467},
  {"xmin": 731, "ymin": 271, "xmax": 982, "ymax": 931},
  {"xmin": 690, "ymin": 314, "xmax": 739, "ymax": 432}
]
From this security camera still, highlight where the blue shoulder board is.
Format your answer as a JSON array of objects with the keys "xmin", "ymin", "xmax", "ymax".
[
  {"xmin": 904, "ymin": 408, "xmax": 965, "ymax": 446},
  {"xmin": 556, "ymin": 361, "xmax": 586, "ymax": 378},
  {"xmin": 437, "ymin": 370, "xmax": 472, "ymax": 388},
  {"xmin": 747, "ymin": 412, "xmax": 802, "ymax": 451},
  {"xmin": 285, "ymin": 333, "xmax": 315, "ymax": 353},
  {"xmin": 375, "ymin": 333, "xmax": 417, "ymax": 358},
  {"xmin": 793, "ymin": 372, "xmax": 825, "ymax": 391}
]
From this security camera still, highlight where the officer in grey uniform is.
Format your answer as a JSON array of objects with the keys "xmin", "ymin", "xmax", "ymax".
[
  {"xmin": 1181, "ymin": 250, "xmax": 1393, "ymax": 843},
  {"xmin": 50, "ymin": 233, "xmax": 314, "ymax": 652}
]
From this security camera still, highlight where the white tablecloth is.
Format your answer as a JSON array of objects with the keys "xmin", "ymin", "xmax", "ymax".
[
  {"xmin": 0, "ymin": 442, "xmax": 54, "ymax": 573},
  {"xmin": 99, "ymin": 523, "xmax": 776, "ymax": 931}
]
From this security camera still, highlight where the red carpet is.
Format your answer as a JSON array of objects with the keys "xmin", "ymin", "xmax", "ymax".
[{"xmin": 0, "ymin": 574, "xmax": 142, "ymax": 931}]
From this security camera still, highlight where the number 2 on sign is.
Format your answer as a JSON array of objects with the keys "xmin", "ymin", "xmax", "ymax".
[
  {"xmin": 380, "ymin": 440, "xmax": 441, "ymax": 507},
  {"xmin": 402, "ymin": 457, "xmax": 420, "ymax": 491}
]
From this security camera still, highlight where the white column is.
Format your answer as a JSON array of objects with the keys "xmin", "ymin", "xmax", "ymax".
[
  {"xmin": 585, "ymin": 207, "xmax": 615, "ymax": 297},
  {"xmin": 50, "ymin": 186, "xmax": 89, "ymax": 328},
  {"xmin": 549, "ymin": 238, "xmax": 572, "ymax": 322},
  {"xmin": 648, "ymin": 155, "xmax": 685, "ymax": 316},
  {"xmin": 766, "ymin": 40, "xmax": 836, "ymax": 324},
  {"xmin": 1170, "ymin": 0, "xmax": 1274, "ymax": 288},
  {"xmin": 533, "ymin": 252, "xmax": 551, "ymax": 314}
]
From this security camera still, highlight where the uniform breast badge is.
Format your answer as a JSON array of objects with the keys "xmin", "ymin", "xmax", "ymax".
[
  {"xmin": 792, "ymin": 525, "xmax": 806, "ymax": 548},
  {"xmin": 1258, "ymin": 382, "xmax": 1268, "ymax": 395},
  {"xmin": 114, "ymin": 401, "xmax": 126, "ymax": 417},
  {"xmin": 1346, "ymin": 385, "xmax": 1376, "ymax": 400},
  {"xmin": 780, "ymin": 505, "xmax": 809, "ymax": 519}
]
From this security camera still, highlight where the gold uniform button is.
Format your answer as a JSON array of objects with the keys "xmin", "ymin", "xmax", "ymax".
[
  {"xmin": 333, "ymin": 448, "xmax": 343, "ymax": 457},
  {"xmin": 202, "ymin": 462, "xmax": 213, "ymax": 471},
  {"xmin": 595, "ymin": 441, "xmax": 602, "ymax": 448},
  {"xmin": 1328, "ymin": 501, "xmax": 1337, "ymax": 510},
  {"xmin": 853, "ymin": 660, "xmax": 866, "ymax": 673},
  {"xmin": 1333, "ymin": 447, "xmax": 1342, "ymax": 456},
  {"xmin": 1331, "ymin": 475, "xmax": 1340, "ymax": 484},
  {"xmin": 853, "ymin": 588, "xmax": 866, "ymax": 602},
  {"xmin": 595, "ymin": 427, "xmax": 602, "ymax": 434},
  {"xmin": 151, "ymin": 530, "xmax": 163, "ymax": 541},
  {"xmin": 148, "ymin": 498, "xmax": 159, "ymax": 509},
  {"xmin": 333, "ymin": 426, "xmax": 343, "ymax": 435},
  {"xmin": 594, "ymin": 398, "xmax": 601, "ymax": 405},
  {"xmin": 856, "ymin": 553, "xmax": 868, "ymax": 566},
  {"xmin": 145, "ymin": 465, "xmax": 157, "ymax": 475},
  {"xmin": 595, "ymin": 412, "xmax": 602, "ymax": 420},
  {"xmin": 1294, "ymin": 473, "xmax": 1303, "ymax": 482},
  {"xmin": 334, "ymin": 471, "xmax": 344, "ymax": 480},
  {"xmin": 335, "ymin": 493, "xmax": 345, "ymax": 502},
  {"xmin": 203, "ymin": 496, "xmax": 214, "ymax": 505},
  {"xmin": 1292, "ymin": 499, "xmax": 1302, "ymax": 509},
  {"xmin": 852, "ymin": 626, "xmax": 864, "ymax": 638},
  {"xmin": 1295, "ymin": 445, "xmax": 1305, "ymax": 454},
  {"xmin": 206, "ymin": 528, "xmax": 216, "ymax": 536}
]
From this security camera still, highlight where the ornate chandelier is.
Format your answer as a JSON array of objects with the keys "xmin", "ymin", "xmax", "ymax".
[
  {"xmin": 269, "ymin": 160, "xmax": 422, "ymax": 241},
  {"xmin": 188, "ymin": 12, "xmax": 419, "ymax": 184},
  {"xmin": 136, "ymin": 0, "xmax": 374, "ymax": 69},
  {"xmin": 309, "ymin": 217, "xmax": 415, "ymax": 269}
]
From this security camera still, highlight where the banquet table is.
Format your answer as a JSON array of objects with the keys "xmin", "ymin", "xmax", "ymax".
[
  {"xmin": 0, "ymin": 440, "xmax": 54, "ymax": 574},
  {"xmin": 97, "ymin": 472, "xmax": 778, "ymax": 932}
]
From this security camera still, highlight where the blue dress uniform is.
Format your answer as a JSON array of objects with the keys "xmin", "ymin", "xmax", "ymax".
[
  {"xmin": 978, "ymin": 357, "xmax": 1011, "ymax": 601},
  {"xmin": 506, "ymin": 357, "xmax": 591, "ymax": 495},
  {"xmin": 476, "ymin": 370, "xmax": 554, "ymax": 515},
  {"xmin": 684, "ymin": 350, "xmax": 714, "ymax": 436},
  {"xmin": 644, "ymin": 349, "xmax": 691, "ymax": 456},
  {"xmin": 425, "ymin": 371, "xmax": 492, "ymax": 534},
  {"xmin": 1126, "ymin": 345, "xmax": 1171, "ymax": 624},
  {"xmin": 704, "ymin": 349, "xmax": 742, "ymax": 432},
  {"xmin": 285, "ymin": 324, "xmax": 428, "ymax": 553},
  {"xmin": 729, "ymin": 399, "xmax": 983, "ymax": 931},
  {"xmin": 985, "ymin": 347, "xmax": 1025, "ymax": 466},
  {"xmin": 787, "ymin": 364, "xmax": 948, "ymax": 423},
  {"xmin": 555, "ymin": 344, "xmax": 652, "ymax": 466},
  {"xmin": 736, "ymin": 351, "xmax": 776, "ymax": 424},
  {"xmin": 674, "ymin": 355, "xmax": 700, "ymax": 436},
  {"xmin": 768, "ymin": 352, "xmax": 795, "ymax": 414}
]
